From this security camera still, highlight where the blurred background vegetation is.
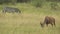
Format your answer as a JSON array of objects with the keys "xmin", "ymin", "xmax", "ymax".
[{"xmin": 0, "ymin": 0, "xmax": 60, "ymax": 10}]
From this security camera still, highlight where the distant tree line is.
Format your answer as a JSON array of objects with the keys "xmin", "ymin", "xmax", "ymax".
[
  {"xmin": 0, "ymin": 0, "xmax": 59, "ymax": 10},
  {"xmin": 46, "ymin": 0, "xmax": 60, "ymax": 2},
  {"xmin": 0, "ymin": 0, "xmax": 31, "ymax": 4},
  {"xmin": 0, "ymin": 0, "xmax": 16, "ymax": 4},
  {"xmin": 17, "ymin": 0, "xmax": 31, "ymax": 3},
  {"xmin": 0, "ymin": 0, "xmax": 60, "ymax": 4}
]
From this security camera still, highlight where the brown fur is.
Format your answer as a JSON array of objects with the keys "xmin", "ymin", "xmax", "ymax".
[{"xmin": 40, "ymin": 16, "xmax": 55, "ymax": 27}]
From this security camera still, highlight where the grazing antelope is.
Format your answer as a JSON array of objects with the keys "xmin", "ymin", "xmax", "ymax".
[{"xmin": 40, "ymin": 16, "xmax": 55, "ymax": 27}]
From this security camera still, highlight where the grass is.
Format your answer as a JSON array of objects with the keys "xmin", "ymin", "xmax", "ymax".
[{"xmin": 0, "ymin": 3, "xmax": 60, "ymax": 34}]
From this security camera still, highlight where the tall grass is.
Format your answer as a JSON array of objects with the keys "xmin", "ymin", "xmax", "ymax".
[{"xmin": 0, "ymin": 3, "xmax": 60, "ymax": 34}]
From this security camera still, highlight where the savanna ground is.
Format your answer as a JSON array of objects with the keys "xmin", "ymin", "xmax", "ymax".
[{"xmin": 0, "ymin": 3, "xmax": 60, "ymax": 34}]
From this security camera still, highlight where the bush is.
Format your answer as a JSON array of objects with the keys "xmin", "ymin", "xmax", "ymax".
[
  {"xmin": 35, "ymin": 2, "xmax": 42, "ymax": 8},
  {"xmin": 32, "ymin": 0, "xmax": 44, "ymax": 8},
  {"xmin": 50, "ymin": 2, "xmax": 58, "ymax": 10}
]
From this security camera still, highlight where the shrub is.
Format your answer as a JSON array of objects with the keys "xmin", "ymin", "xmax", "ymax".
[
  {"xmin": 32, "ymin": 0, "xmax": 44, "ymax": 8},
  {"xmin": 50, "ymin": 2, "xmax": 58, "ymax": 10}
]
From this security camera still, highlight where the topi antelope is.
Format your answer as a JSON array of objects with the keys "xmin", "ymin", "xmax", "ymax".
[{"xmin": 40, "ymin": 16, "xmax": 55, "ymax": 27}]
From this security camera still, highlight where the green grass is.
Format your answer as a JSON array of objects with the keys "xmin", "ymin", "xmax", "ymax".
[{"xmin": 0, "ymin": 3, "xmax": 60, "ymax": 34}]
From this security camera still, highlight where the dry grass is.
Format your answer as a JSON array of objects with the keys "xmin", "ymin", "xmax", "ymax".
[
  {"xmin": 0, "ymin": 3, "xmax": 60, "ymax": 34},
  {"xmin": 0, "ymin": 13, "xmax": 60, "ymax": 34}
]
